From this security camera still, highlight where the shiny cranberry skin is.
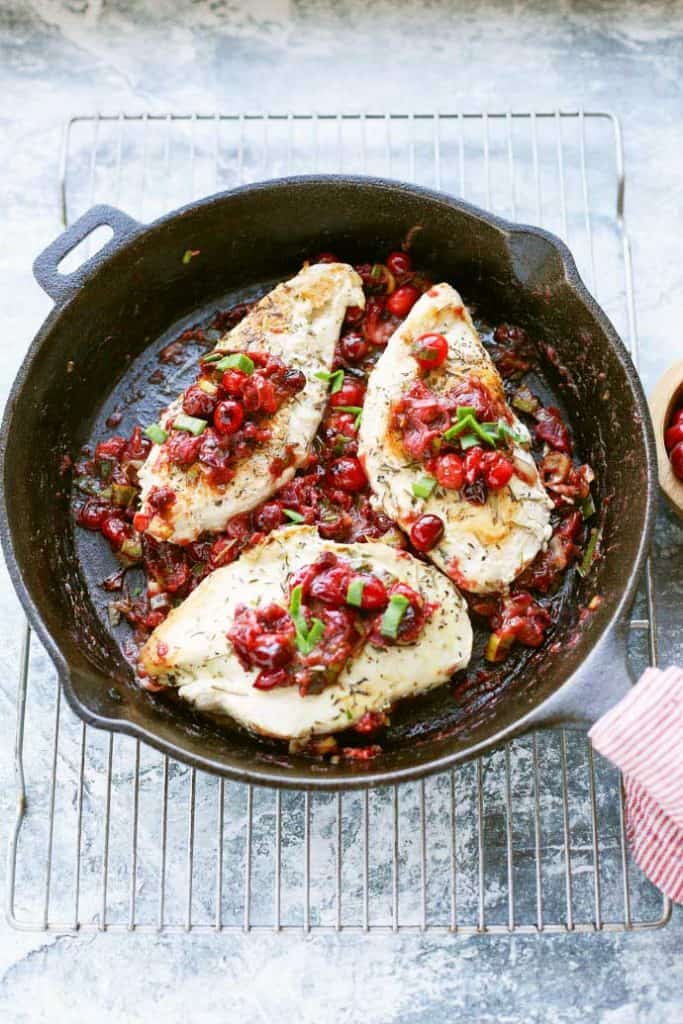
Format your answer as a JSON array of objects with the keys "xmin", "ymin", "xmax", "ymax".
[
  {"xmin": 253, "ymin": 669, "xmax": 288, "ymax": 691},
  {"xmin": 482, "ymin": 452, "xmax": 514, "ymax": 490},
  {"xmin": 77, "ymin": 499, "xmax": 108, "ymax": 530},
  {"xmin": 253, "ymin": 502, "xmax": 284, "ymax": 533},
  {"xmin": 310, "ymin": 565, "xmax": 352, "ymax": 606},
  {"xmin": 664, "ymin": 422, "xmax": 683, "ymax": 451},
  {"xmin": 315, "ymin": 252, "xmax": 338, "ymax": 264},
  {"xmin": 671, "ymin": 407, "xmax": 683, "ymax": 427},
  {"xmin": 464, "ymin": 446, "xmax": 485, "ymax": 484},
  {"xmin": 328, "ymin": 456, "xmax": 367, "ymax": 492},
  {"xmin": 340, "ymin": 331, "xmax": 369, "ymax": 362},
  {"xmin": 344, "ymin": 305, "xmax": 365, "ymax": 327},
  {"xmin": 183, "ymin": 384, "xmax": 216, "ymax": 419},
  {"xmin": 250, "ymin": 632, "xmax": 294, "ymax": 670},
  {"xmin": 243, "ymin": 375, "xmax": 277, "ymax": 414},
  {"xmin": 412, "ymin": 332, "xmax": 449, "ymax": 371},
  {"xmin": 386, "ymin": 251, "xmax": 412, "ymax": 277},
  {"xmin": 330, "ymin": 379, "xmax": 365, "ymax": 408},
  {"xmin": 95, "ymin": 436, "xmax": 127, "ymax": 461},
  {"xmin": 386, "ymin": 284, "xmax": 420, "ymax": 318},
  {"xmin": 356, "ymin": 574, "xmax": 389, "ymax": 610},
  {"xmin": 433, "ymin": 452, "xmax": 464, "ymax": 490},
  {"xmin": 410, "ymin": 514, "xmax": 444, "ymax": 552},
  {"xmin": 101, "ymin": 515, "xmax": 128, "ymax": 549},
  {"xmin": 147, "ymin": 486, "xmax": 176, "ymax": 511},
  {"xmin": 326, "ymin": 411, "xmax": 358, "ymax": 438},
  {"xmin": 283, "ymin": 368, "xmax": 306, "ymax": 394},
  {"xmin": 221, "ymin": 369, "xmax": 249, "ymax": 395},
  {"xmin": 670, "ymin": 441, "xmax": 683, "ymax": 481},
  {"xmin": 213, "ymin": 400, "xmax": 244, "ymax": 435}
]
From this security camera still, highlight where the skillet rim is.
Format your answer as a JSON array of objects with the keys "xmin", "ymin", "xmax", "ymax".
[{"xmin": 0, "ymin": 174, "xmax": 657, "ymax": 790}]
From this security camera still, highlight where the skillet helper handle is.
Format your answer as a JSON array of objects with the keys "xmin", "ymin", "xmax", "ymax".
[
  {"xmin": 33, "ymin": 204, "xmax": 140, "ymax": 306},
  {"xmin": 525, "ymin": 621, "xmax": 635, "ymax": 730}
]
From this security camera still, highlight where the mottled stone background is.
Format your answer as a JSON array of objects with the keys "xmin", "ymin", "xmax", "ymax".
[{"xmin": 0, "ymin": 2, "xmax": 681, "ymax": 1022}]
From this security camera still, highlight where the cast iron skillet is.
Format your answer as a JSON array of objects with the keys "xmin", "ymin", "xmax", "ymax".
[{"xmin": 0, "ymin": 176, "xmax": 656, "ymax": 789}]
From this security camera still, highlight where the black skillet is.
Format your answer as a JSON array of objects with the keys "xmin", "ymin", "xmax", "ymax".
[{"xmin": 0, "ymin": 177, "xmax": 656, "ymax": 789}]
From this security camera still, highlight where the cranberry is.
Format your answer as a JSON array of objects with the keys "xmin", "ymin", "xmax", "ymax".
[
  {"xmin": 101, "ymin": 515, "xmax": 128, "ymax": 549},
  {"xmin": 95, "ymin": 436, "xmax": 127, "ymax": 461},
  {"xmin": 340, "ymin": 331, "xmax": 369, "ymax": 362},
  {"xmin": 253, "ymin": 669, "xmax": 288, "ymax": 691},
  {"xmin": 410, "ymin": 514, "xmax": 444, "ymax": 552},
  {"xmin": 464, "ymin": 446, "xmax": 485, "ymax": 485},
  {"xmin": 183, "ymin": 384, "xmax": 216, "ymax": 419},
  {"xmin": 387, "ymin": 284, "xmax": 420, "ymax": 318},
  {"xmin": 282, "ymin": 368, "xmax": 306, "ymax": 394},
  {"xmin": 214, "ymin": 400, "xmax": 244, "ymax": 435},
  {"xmin": 328, "ymin": 456, "xmax": 367, "ymax": 492},
  {"xmin": 77, "ymin": 499, "xmax": 108, "ymax": 530},
  {"xmin": 330, "ymin": 379, "xmax": 365, "ymax": 408},
  {"xmin": 535, "ymin": 406, "xmax": 572, "ymax": 454},
  {"xmin": 243, "ymin": 375, "xmax": 277, "ymax": 414},
  {"xmin": 315, "ymin": 252, "xmax": 338, "ymax": 264},
  {"xmin": 412, "ymin": 333, "xmax": 449, "ymax": 371},
  {"xmin": 433, "ymin": 452, "xmax": 464, "ymax": 490},
  {"xmin": 326, "ymin": 411, "xmax": 358, "ymax": 438},
  {"xmin": 344, "ymin": 305, "xmax": 365, "ymax": 327},
  {"xmin": 671, "ymin": 407, "xmax": 683, "ymax": 427},
  {"xmin": 253, "ymin": 502, "xmax": 285, "ymax": 533},
  {"xmin": 221, "ymin": 369, "xmax": 249, "ymax": 395},
  {"xmin": 386, "ymin": 251, "xmax": 412, "ymax": 277},
  {"xmin": 356, "ymin": 574, "xmax": 388, "ymax": 610},
  {"xmin": 167, "ymin": 431, "xmax": 203, "ymax": 466},
  {"xmin": 147, "ymin": 485, "xmax": 176, "ymax": 511},
  {"xmin": 481, "ymin": 451, "xmax": 514, "ymax": 490},
  {"xmin": 664, "ymin": 422, "xmax": 683, "ymax": 451},
  {"xmin": 670, "ymin": 441, "xmax": 683, "ymax": 481},
  {"xmin": 250, "ymin": 632, "xmax": 294, "ymax": 670},
  {"xmin": 310, "ymin": 564, "xmax": 352, "ymax": 606}
]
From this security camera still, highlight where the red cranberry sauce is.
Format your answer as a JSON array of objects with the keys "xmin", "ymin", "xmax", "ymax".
[
  {"xmin": 160, "ymin": 351, "xmax": 306, "ymax": 489},
  {"xmin": 73, "ymin": 247, "xmax": 596, "ymax": 685},
  {"xmin": 227, "ymin": 552, "xmax": 430, "ymax": 695}
]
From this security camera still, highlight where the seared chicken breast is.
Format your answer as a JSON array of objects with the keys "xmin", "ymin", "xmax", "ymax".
[
  {"xmin": 139, "ymin": 526, "xmax": 472, "ymax": 741},
  {"xmin": 359, "ymin": 283, "xmax": 552, "ymax": 593},
  {"xmin": 137, "ymin": 263, "xmax": 364, "ymax": 544}
]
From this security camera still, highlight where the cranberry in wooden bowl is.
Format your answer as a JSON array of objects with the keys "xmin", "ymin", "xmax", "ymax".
[{"xmin": 649, "ymin": 359, "xmax": 683, "ymax": 519}]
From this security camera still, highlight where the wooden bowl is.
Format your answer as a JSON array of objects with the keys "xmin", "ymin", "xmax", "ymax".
[{"xmin": 649, "ymin": 358, "xmax": 683, "ymax": 518}]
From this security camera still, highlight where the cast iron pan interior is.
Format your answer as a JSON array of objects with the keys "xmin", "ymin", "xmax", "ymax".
[{"xmin": 0, "ymin": 177, "xmax": 656, "ymax": 788}]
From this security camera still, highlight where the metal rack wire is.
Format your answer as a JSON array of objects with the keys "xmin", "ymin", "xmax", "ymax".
[{"xmin": 6, "ymin": 111, "xmax": 671, "ymax": 934}]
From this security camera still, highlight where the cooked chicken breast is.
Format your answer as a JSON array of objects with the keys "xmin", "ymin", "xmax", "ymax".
[
  {"xmin": 139, "ymin": 526, "xmax": 472, "ymax": 741},
  {"xmin": 137, "ymin": 263, "xmax": 364, "ymax": 544},
  {"xmin": 359, "ymin": 283, "xmax": 553, "ymax": 593}
]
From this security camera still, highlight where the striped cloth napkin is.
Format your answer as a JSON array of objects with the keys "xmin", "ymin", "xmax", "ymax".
[{"xmin": 589, "ymin": 666, "xmax": 683, "ymax": 904}]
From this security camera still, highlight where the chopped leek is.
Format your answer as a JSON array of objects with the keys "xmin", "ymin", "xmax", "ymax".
[
  {"xmin": 380, "ymin": 594, "xmax": 410, "ymax": 639},
  {"xmin": 577, "ymin": 527, "xmax": 600, "ymax": 577},
  {"xmin": 315, "ymin": 368, "xmax": 344, "ymax": 393},
  {"xmin": 214, "ymin": 352, "xmax": 255, "ymax": 374},
  {"xmin": 111, "ymin": 483, "xmax": 137, "ymax": 508},
  {"xmin": 198, "ymin": 378, "xmax": 218, "ymax": 396},
  {"xmin": 411, "ymin": 475, "xmax": 437, "ymax": 499},
  {"xmin": 283, "ymin": 508, "xmax": 305, "ymax": 523},
  {"xmin": 346, "ymin": 578, "xmax": 365, "ymax": 607},
  {"xmin": 336, "ymin": 404, "xmax": 363, "ymax": 428},
  {"xmin": 143, "ymin": 423, "xmax": 168, "ymax": 444},
  {"xmin": 484, "ymin": 632, "xmax": 512, "ymax": 663},
  {"xmin": 173, "ymin": 413, "xmax": 207, "ymax": 436}
]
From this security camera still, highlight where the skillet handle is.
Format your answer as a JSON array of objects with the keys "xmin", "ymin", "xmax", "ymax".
[
  {"xmin": 523, "ymin": 621, "xmax": 635, "ymax": 731},
  {"xmin": 33, "ymin": 204, "xmax": 141, "ymax": 306}
]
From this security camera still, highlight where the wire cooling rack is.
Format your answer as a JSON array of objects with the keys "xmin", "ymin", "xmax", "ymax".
[{"xmin": 7, "ymin": 111, "xmax": 671, "ymax": 934}]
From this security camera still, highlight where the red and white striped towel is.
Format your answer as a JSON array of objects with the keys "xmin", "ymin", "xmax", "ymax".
[{"xmin": 589, "ymin": 666, "xmax": 683, "ymax": 905}]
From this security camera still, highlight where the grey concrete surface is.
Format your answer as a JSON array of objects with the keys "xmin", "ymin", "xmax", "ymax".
[{"xmin": 0, "ymin": 2, "xmax": 681, "ymax": 1022}]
